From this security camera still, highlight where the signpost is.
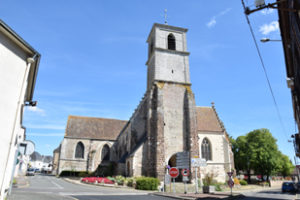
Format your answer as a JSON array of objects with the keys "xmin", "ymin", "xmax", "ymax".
[
  {"xmin": 169, "ymin": 167, "xmax": 179, "ymax": 193},
  {"xmin": 227, "ymin": 172, "xmax": 234, "ymax": 196},
  {"xmin": 181, "ymin": 169, "xmax": 190, "ymax": 194},
  {"xmin": 191, "ymin": 158, "xmax": 207, "ymax": 193}
]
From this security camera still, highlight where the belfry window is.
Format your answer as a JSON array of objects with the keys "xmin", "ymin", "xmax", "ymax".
[
  {"xmin": 75, "ymin": 142, "xmax": 84, "ymax": 158},
  {"xmin": 201, "ymin": 138, "xmax": 212, "ymax": 161},
  {"xmin": 168, "ymin": 34, "xmax": 176, "ymax": 50}
]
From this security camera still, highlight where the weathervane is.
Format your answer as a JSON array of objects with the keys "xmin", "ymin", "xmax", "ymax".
[{"xmin": 164, "ymin": 9, "xmax": 168, "ymax": 25}]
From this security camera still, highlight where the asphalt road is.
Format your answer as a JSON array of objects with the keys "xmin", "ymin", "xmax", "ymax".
[
  {"xmin": 10, "ymin": 174, "xmax": 173, "ymax": 200},
  {"xmin": 241, "ymin": 188, "xmax": 297, "ymax": 200}
]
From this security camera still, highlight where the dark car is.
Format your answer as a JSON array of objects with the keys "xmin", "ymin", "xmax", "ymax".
[
  {"xmin": 26, "ymin": 168, "xmax": 35, "ymax": 176},
  {"xmin": 282, "ymin": 182, "xmax": 296, "ymax": 193}
]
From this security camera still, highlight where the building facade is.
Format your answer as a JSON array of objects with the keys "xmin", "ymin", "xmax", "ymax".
[
  {"xmin": 55, "ymin": 23, "xmax": 234, "ymax": 183},
  {"xmin": 0, "ymin": 19, "xmax": 40, "ymax": 199}
]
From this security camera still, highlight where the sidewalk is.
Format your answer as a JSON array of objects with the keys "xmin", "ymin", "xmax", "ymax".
[{"xmin": 12, "ymin": 175, "xmax": 29, "ymax": 188}]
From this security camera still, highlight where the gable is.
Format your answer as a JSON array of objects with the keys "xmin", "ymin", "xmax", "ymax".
[
  {"xmin": 196, "ymin": 106, "xmax": 223, "ymax": 132},
  {"xmin": 65, "ymin": 115, "xmax": 127, "ymax": 140}
]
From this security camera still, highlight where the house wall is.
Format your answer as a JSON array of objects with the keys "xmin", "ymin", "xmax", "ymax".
[{"xmin": 0, "ymin": 31, "xmax": 31, "ymax": 200}]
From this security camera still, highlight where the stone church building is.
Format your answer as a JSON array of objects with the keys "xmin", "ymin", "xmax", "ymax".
[{"xmin": 53, "ymin": 23, "xmax": 234, "ymax": 182}]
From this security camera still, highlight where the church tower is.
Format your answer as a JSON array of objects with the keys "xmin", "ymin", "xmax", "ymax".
[{"xmin": 145, "ymin": 23, "xmax": 199, "ymax": 179}]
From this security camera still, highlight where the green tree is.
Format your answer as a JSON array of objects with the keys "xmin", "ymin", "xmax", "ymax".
[{"xmin": 276, "ymin": 152, "xmax": 294, "ymax": 177}]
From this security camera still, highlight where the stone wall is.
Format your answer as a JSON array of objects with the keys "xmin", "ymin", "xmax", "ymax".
[{"xmin": 58, "ymin": 137, "xmax": 114, "ymax": 175}]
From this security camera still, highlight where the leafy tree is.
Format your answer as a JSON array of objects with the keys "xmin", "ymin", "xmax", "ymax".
[
  {"xmin": 276, "ymin": 152, "xmax": 294, "ymax": 177},
  {"xmin": 232, "ymin": 128, "xmax": 293, "ymax": 182}
]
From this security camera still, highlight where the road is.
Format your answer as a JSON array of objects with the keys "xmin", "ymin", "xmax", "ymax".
[
  {"xmin": 241, "ymin": 188, "xmax": 297, "ymax": 199},
  {"xmin": 9, "ymin": 174, "xmax": 174, "ymax": 200}
]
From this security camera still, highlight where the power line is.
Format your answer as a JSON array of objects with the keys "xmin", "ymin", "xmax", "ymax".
[{"xmin": 241, "ymin": 0, "xmax": 289, "ymax": 140}]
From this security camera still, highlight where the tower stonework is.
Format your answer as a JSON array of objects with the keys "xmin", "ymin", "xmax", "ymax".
[{"xmin": 146, "ymin": 23, "xmax": 199, "ymax": 180}]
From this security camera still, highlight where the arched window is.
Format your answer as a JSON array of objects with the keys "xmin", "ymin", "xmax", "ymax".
[
  {"xmin": 168, "ymin": 34, "xmax": 176, "ymax": 50},
  {"xmin": 101, "ymin": 144, "xmax": 110, "ymax": 161},
  {"xmin": 201, "ymin": 138, "xmax": 212, "ymax": 161},
  {"xmin": 75, "ymin": 142, "xmax": 84, "ymax": 159}
]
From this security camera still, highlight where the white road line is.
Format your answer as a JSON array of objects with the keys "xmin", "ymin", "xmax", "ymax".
[
  {"xmin": 60, "ymin": 192, "xmax": 149, "ymax": 196},
  {"xmin": 50, "ymin": 180, "xmax": 64, "ymax": 189}
]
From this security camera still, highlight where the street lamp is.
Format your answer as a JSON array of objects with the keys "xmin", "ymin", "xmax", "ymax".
[{"xmin": 260, "ymin": 38, "xmax": 281, "ymax": 43}]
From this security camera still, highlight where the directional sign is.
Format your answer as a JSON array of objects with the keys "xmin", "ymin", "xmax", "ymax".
[
  {"xmin": 169, "ymin": 167, "xmax": 179, "ymax": 178},
  {"xmin": 176, "ymin": 152, "xmax": 189, "ymax": 169},
  {"xmin": 191, "ymin": 158, "xmax": 207, "ymax": 167},
  {"xmin": 181, "ymin": 169, "xmax": 190, "ymax": 177}
]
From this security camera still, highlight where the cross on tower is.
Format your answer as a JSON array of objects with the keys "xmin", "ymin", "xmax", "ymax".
[{"xmin": 164, "ymin": 9, "xmax": 168, "ymax": 25}]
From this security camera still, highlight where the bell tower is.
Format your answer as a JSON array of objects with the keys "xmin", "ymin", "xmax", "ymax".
[
  {"xmin": 146, "ymin": 23, "xmax": 191, "ymax": 90},
  {"xmin": 145, "ymin": 24, "xmax": 199, "ymax": 180}
]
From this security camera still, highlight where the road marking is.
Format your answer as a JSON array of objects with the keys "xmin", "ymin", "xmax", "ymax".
[
  {"xmin": 60, "ymin": 192, "xmax": 149, "ymax": 196},
  {"xmin": 50, "ymin": 180, "xmax": 64, "ymax": 189}
]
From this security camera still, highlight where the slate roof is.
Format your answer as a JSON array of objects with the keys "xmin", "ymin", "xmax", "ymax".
[
  {"xmin": 65, "ymin": 115, "xmax": 127, "ymax": 140},
  {"xmin": 196, "ymin": 106, "xmax": 223, "ymax": 132}
]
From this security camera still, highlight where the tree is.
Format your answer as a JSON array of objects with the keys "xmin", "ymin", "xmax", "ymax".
[
  {"xmin": 232, "ymin": 128, "xmax": 292, "ymax": 182},
  {"xmin": 276, "ymin": 152, "xmax": 294, "ymax": 177}
]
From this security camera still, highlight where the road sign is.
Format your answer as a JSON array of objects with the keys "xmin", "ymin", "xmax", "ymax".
[
  {"xmin": 182, "ymin": 176, "xmax": 189, "ymax": 182},
  {"xmin": 227, "ymin": 172, "xmax": 233, "ymax": 177},
  {"xmin": 228, "ymin": 178, "xmax": 234, "ymax": 188},
  {"xmin": 191, "ymin": 158, "xmax": 207, "ymax": 167},
  {"xmin": 165, "ymin": 174, "xmax": 171, "ymax": 184},
  {"xmin": 169, "ymin": 167, "xmax": 179, "ymax": 178},
  {"xmin": 181, "ymin": 168, "xmax": 190, "ymax": 176},
  {"xmin": 176, "ymin": 152, "xmax": 189, "ymax": 169},
  {"xmin": 19, "ymin": 140, "xmax": 35, "ymax": 155}
]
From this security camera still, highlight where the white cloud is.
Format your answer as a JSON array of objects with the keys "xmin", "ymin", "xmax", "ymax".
[
  {"xmin": 26, "ymin": 106, "xmax": 46, "ymax": 116},
  {"xmin": 259, "ymin": 21, "xmax": 279, "ymax": 35},
  {"xmin": 261, "ymin": 9, "xmax": 274, "ymax": 15},
  {"xmin": 27, "ymin": 133, "xmax": 64, "ymax": 137},
  {"xmin": 207, "ymin": 18, "xmax": 216, "ymax": 28},
  {"xmin": 206, "ymin": 8, "xmax": 232, "ymax": 28}
]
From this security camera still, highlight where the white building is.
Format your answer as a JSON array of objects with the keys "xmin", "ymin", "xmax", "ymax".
[{"xmin": 0, "ymin": 19, "xmax": 41, "ymax": 200}]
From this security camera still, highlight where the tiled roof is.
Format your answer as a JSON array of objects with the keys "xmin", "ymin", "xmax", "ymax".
[
  {"xmin": 196, "ymin": 106, "xmax": 223, "ymax": 132},
  {"xmin": 65, "ymin": 115, "xmax": 127, "ymax": 140}
]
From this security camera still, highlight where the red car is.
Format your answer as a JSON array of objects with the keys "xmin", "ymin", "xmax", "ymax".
[{"xmin": 81, "ymin": 177, "xmax": 114, "ymax": 184}]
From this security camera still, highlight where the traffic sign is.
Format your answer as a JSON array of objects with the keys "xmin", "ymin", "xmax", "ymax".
[
  {"xmin": 169, "ymin": 167, "xmax": 179, "ymax": 178},
  {"xmin": 191, "ymin": 158, "xmax": 207, "ymax": 167},
  {"xmin": 181, "ymin": 168, "xmax": 190, "ymax": 176},
  {"xmin": 176, "ymin": 152, "xmax": 189, "ymax": 169},
  {"xmin": 227, "ymin": 172, "xmax": 233, "ymax": 177},
  {"xmin": 228, "ymin": 179, "xmax": 234, "ymax": 188},
  {"xmin": 182, "ymin": 176, "xmax": 189, "ymax": 182}
]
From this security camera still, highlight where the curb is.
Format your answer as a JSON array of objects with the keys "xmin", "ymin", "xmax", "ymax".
[{"xmin": 152, "ymin": 192, "xmax": 245, "ymax": 200}]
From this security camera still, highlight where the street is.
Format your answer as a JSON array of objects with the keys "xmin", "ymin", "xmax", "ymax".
[
  {"xmin": 9, "ymin": 174, "xmax": 174, "ymax": 200},
  {"xmin": 241, "ymin": 188, "xmax": 297, "ymax": 200}
]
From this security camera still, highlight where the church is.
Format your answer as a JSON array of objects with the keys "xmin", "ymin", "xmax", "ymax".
[{"xmin": 53, "ymin": 23, "xmax": 234, "ymax": 183}]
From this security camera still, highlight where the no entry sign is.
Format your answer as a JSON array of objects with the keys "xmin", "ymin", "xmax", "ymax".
[{"xmin": 169, "ymin": 167, "xmax": 179, "ymax": 178}]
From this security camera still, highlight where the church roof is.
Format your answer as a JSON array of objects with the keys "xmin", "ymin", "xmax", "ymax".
[
  {"xmin": 65, "ymin": 115, "xmax": 127, "ymax": 140},
  {"xmin": 196, "ymin": 106, "xmax": 223, "ymax": 132}
]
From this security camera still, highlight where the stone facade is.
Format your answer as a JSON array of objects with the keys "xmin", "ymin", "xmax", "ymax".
[{"xmin": 55, "ymin": 23, "xmax": 234, "ymax": 183}]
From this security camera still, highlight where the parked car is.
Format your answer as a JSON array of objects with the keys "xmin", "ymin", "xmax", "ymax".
[
  {"xmin": 282, "ymin": 182, "xmax": 296, "ymax": 193},
  {"xmin": 81, "ymin": 177, "xmax": 114, "ymax": 184},
  {"xmin": 26, "ymin": 168, "xmax": 35, "ymax": 176}
]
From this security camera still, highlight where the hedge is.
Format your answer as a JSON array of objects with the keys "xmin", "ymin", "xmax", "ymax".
[{"xmin": 135, "ymin": 177, "xmax": 160, "ymax": 190}]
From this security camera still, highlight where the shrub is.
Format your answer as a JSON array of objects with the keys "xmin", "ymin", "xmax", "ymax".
[
  {"xmin": 135, "ymin": 177, "xmax": 160, "ymax": 190},
  {"xmin": 233, "ymin": 177, "xmax": 240, "ymax": 185},
  {"xmin": 202, "ymin": 173, "xmax": 216, "ymax": 186},
  {"xmin": 126, "ymin": 177, "xmax": 135, "ymax": 187},
  {"xmin": 107, "ymin": 176, "xmax": 115, "ymax": 182},
  {"xmin": 78, "ymin": 172, "xmax": 89, "ymax": 177},
  {"xmin": 213, "ymin": 183, "xmax": 223, "ymax": 191},
  {"xmin": 115, "ymin": 175, "xmax": 125, "ymax": 185},
  {"xmin": 239, "ymin": 179, "xmax": 248, "ymax": 185}
]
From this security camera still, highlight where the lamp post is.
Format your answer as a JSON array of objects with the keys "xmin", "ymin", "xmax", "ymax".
[{"xmin": 260, "ymin": 38, "xmax": 281, "ymax": 43}]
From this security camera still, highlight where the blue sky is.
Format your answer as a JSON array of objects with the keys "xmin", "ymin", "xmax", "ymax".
[{"xmin": 0, "ymin": 1, "xmax": 296, "ymax": 161}]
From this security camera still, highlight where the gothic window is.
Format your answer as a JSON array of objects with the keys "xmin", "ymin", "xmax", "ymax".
[
  {"xmin": 168, "ymin": 34, "xmax": 176, "ymax": 50},
  {"xmin": 201, "ymin": 138, "xmax": 212, "ymax": 161},
  {"xmin": 75, "ymin": 142, "xmax": 84, "ymax": 159},
  {"xmin": 101, "ymin": 144, "xmax": 110, "ymax": 161}
]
